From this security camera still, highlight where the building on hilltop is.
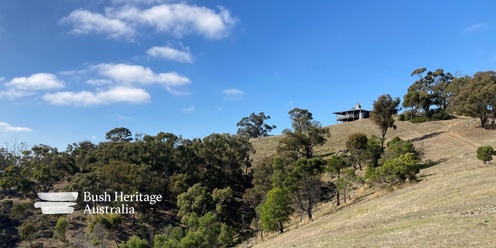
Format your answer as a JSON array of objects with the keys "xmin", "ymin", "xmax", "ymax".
[{"xmin": 333, "ymin": 102, "xmax": 370, "ymax": 124}]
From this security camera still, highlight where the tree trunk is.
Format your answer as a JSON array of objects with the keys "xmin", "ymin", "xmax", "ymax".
[
  {"xmin": 307, "ymin": 203, "xmax": 313, "ymax": 221},
  {"xmin": 336, "ymin": 190, "xmax": 340, "ymax": 206},
  {"xmin": 279, "ymin": 222, "xmax": 284, "ymax": 233}
]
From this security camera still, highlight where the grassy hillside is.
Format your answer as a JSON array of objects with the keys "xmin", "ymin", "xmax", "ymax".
[{"xmin": 247, "ymin": 118, "xmax": 496, "ymax": 247}]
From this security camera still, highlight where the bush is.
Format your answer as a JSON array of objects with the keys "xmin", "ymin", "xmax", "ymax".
[
  {"xmin": 410, "ymin": 117, "xmax": 430, "ymax": 123},
  {"xmin": 120, "ymin": 236, "xmax": 149, "ymax": 248},
  {"xmin": 375, "ymin": 153, "xmax": 421, "ymax": 186},
  {"xmin": 476, "ymin": 146, "xmax": 495, "ymax": 164}
]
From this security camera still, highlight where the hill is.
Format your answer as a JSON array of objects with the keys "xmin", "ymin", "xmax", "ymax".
[{"xmin": 247, "ymin": 118, "xmax": 496, "ymax": 247}]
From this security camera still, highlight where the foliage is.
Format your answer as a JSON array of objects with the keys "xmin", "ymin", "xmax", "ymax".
[
  {"xmin": 259, "ymin": 187, "xmax": 293, "ymax": 233},
  {"xmin": 19, "ymin": 222, "xmax": 36, "ymax": 243},
  {"xmin": 335, "ymin": 168, "xmax": 357, "ymax": 204},
  {"xmin": 379, "ymin": 136, "xmax": 419, "ymax": 165},
  {"xmin": 176, "ymin": 183, "xmax": 214, "ymax": 225},
  {"xmin": 375, "ymin": 153, "xmax": 421, "ymax": 186},
  {"xmin": 346, "ymin": 132, "xmax": 368, "ymax": 170},
  {"xmin": 237, "ymin": 112, "xmax": 277, "ymax": 138},
  {"xmin": 404, "ymin": 68, "xmax": 454, "ymax": 119},
  {"xmin": 53, "ymin": 217, "xmax": 68, "ymax": 242},
  {"xmin": 410, "ymin": 117, "xmax": 430, "ymax": 123},
  {"xmin": 278, "ymin": 108, "xmax": 329, "ymax": 159},
  {"xmin": 326, "ymin": 155, "xmax": 351, "ymax": 206},
  {"xmin": 120, "ymin": 236, "xmax": 149, "ymax": 248},
  {"xmin": 452, "ymin": 71, "xmax": 496, "ymax": 129},
  {"xmin": 476, "ymin": 146, "xmax": 495, "ymax": 164},
  {"xmin": 105, "ymin": 127, "xmax": 133, "ymax": 142},
  {"xmin": 283, "ymin": 158, "xmax": 325, "ymax": 220},
  {"xmin": 366, "ymin": 135, "xmax": 383, "ymax": 167},
  {"xmin": 371, "ymin": 94, "xmax": 401, "ymax": 147}
]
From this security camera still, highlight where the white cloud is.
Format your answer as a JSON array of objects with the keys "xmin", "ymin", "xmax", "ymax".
[
  {"xmin": 6, "ymin": 73, "xmax": 65, "ymax": 90},
  {"xmin": 222, "ymin": 88, "xmax": 244, "ymax": 95},
  {"xmin": 62, "ymin": 3, "xmax": 238, "ymax": 40},
  {"xmin": 0, "ymin": 90, "xmax": 35, "ymax": 100},
  {"xmin": 61, "ymin": 9, "xmax": 135, "ymax": 40},
  {"xmin": 0, "ymin": 77, "xmax": 4, "ymax": 82},
  {"xmin": 147, "ymin": 46, "xmax": 193, "ymax": 63},
  {"xmin": 165, "ymin": 86, "xmax": 191, "ymax": 96},
  {"xmin": 181, "ymin": 105, "xmax": 195, "ymax": 113},
  {"xmin": 111, "ymin": 0, "xmax": 165, "ymax": 5},
  {"xmin": 43, "ymin": 86, "xmax": 150, "ymax": 106},
  {"xmin": 94, "ymin": 63, "xmax": 190, "ymax": 86},
  {"xmin": 463, "ymin": 22, "xmax": 487, "ymax": 33},
  {"xmin": 221, "ymin": 88, "xmax": 244, "ymax": 100},
  {"xmin": 0, "ymin": 122, "xmax": 32, "ymax": 133},
  {"xmin": 86, "ymin": 79, "xmax": 114, "ymax": 85}
]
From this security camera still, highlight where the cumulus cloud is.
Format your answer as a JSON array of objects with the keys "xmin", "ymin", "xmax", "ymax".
[
  {"xmin": 463, "ymin": 22, "xmax": 487, "ymax": 33},
  {"xmin": 61, "ymin": 9, "xmax": 135, "ymax": 40},
  {"xmin": 147, "ymin": 46, "xmax": 193, "ymax": 63},
  {"xmin": 6, "ymin": 73, "xmax": 64, "ymax": 90},
  {"xmin": 93, "ymin": 63, "xmax": 190, "ymax": 86},
  {"xmin": 0, "ymin": 122, "xmax": 32, "ymax": 132},
  {"xmin": 43, "ymin": 86, "xmax": 150, "ymax": 106},
  {"xmin": 181, "ymin": 105, "xmax": 195, "ymax": 113},
  {"xmin": 62, "ymin": 3, "xmax": 238, "ymax": 40}
]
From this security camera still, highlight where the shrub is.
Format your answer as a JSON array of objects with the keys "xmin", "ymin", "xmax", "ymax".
[
  {"xmin": 410, "ymin": 117, "xmax": 429, "ymax": 123},
  {"xmin": 476, "ymin": 146, "xmax": 495, "ymax": 164},
  {"xmin": 375, "ymin": 153, "xmax": 421, "ymax": 186}
]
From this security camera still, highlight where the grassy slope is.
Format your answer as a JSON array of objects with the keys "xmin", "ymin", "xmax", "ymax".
[{"xmin": 248, "ymin": 118, "xmax": 496, "ymax": 248}]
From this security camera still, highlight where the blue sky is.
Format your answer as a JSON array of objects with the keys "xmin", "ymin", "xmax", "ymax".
[{"xmin": 1, "ymin": 0, "xmax": 495, "ymax": 150}]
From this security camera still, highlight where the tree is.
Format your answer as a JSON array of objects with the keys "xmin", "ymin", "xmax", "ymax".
[
  {"xmin": 283, "ymin": 158, "xmax": 324, "ymax": 221},
  {"xmin": 336, "ymin": 168, "xmax": 357, "ymax": 204},
  {"xmin": 105, "ymin": 127, "xmax": 133, "ymax": 142},
  {"xmin": 278, "ymin": 108, "xmax": 329, "ymax": 159},
  {"xmin": 237, "ymin": 112, "xmax": 276, "ymax": 138},
  {"xmin": 259, "ymin": 187, "xmax": 293, "ymax": 233},
  {"xmin": 326, "ymin": 155, "xmax": 351, "ymax": 206},
  {"xmin": 405, "ymin": 68, "xmax": 454, "ymax": 119},
  {"xmin": 346, "ymin": 133, "xmax": 368, "ymax": 170},
  {"xmin": 453, "ymin": 71, "xmax": 496, "ymax": 129},
  {"xmin": 476, "ymin": 146, "xmax": 495, "ymax": 164},
  {"xmin": 177, "ymin": 184, "xmax": 214, "ymax": 225},
  {"xmin": 371, "ymin": 94, "xmax": 401, "ymax": 147}
]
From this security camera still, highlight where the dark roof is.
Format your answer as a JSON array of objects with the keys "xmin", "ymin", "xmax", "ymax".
[{"xmin": 332, "ymin": 108, "xmax": 370, "ymax": 115}]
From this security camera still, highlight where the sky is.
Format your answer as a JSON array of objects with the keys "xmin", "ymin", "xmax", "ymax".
[{"xmin": 0, "ymin": 0, "xmax": 495, "ymax": 150}]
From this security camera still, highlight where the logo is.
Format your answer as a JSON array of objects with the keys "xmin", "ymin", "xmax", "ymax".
[{"xmin": 34, "ymin": 192, "xmax": 78, "ymax": 214}]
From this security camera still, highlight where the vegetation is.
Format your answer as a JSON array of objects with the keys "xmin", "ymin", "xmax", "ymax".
[
  {"xmin": 1, "ymin": 67, "xmax": 495, "ymax": 246},
  {"xmin": 237, "ymin": 112, "xmax": 277, "ymax": 138},
  {"xmin": 259, "ymin": 187, "xmax": 293, "ymax": 233},
  {"xmin": 452, "ymin": 71, "xmax": 496, "ymax": 129},
  {"xmin": 277, "ymin": 108, "xmax": 330, "ymax": 159},
  {"xmin": 371, "ymin": 94, "xmax": 401, "ymax": 147},
  {"xmin": 476, "ymin": 145, "xmax": 495, "ymax": 164}
]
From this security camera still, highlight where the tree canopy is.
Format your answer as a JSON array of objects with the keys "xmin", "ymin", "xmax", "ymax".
[
  {"xmin": 371, "ymin": 94, "xmax": 401, "ymax": 147},
  {"xmin": 278, "ymin": 108, "xmax": 329, "ymax": 159},
  {"xmin": 237, "ymin": 112, "xmax": 276, "ymax": 138}
]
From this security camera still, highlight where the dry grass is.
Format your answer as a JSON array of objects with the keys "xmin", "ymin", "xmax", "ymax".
[{"xmin": 246, "ymin": 118, "xmax": 496, "ymax": 248}]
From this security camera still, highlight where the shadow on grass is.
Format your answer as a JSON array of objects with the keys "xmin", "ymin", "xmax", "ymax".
[
  {"xmin": 421, "ymin": 158, "xmax": 449, "ymax": 169},
  {"xmin": 408, "ymin": 131, "xmax": 445, "ymax": 142}
]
